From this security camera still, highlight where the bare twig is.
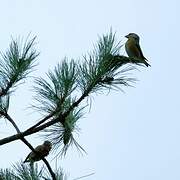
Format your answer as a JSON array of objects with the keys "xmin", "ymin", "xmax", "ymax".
[{"xmin": 73, "ymin": 172, "xmax": 95, "ymax": 180}]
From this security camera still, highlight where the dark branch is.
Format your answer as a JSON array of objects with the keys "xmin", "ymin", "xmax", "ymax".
[
  {"xmin": 0, "ymin": 90, "xmax": 89, "ymax": 145},
  {"xmin": 26, "ymin": 112, "xmax": 56, "ymax": 132},
  {"xmin": 21, "ymin": 138, "xmax": 56, "ymax": 180},
  {"xmin": 0, "ymin": 112, "xmax": 56, "ymax": 180}
]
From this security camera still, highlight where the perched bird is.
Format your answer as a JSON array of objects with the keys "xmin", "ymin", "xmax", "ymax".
[
  {"xmin": 125, "ymin": 33, "xmax": 150, "ymax": 67},
  {"xmin": 24, "ymin": 141, "xmax": 52, "ymax": 163}
]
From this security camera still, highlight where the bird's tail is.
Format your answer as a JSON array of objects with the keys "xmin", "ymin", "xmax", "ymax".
[
  {"xmin": 23, "ymin": 159, "xmax": 28, "ymax": 163},
  {"xmin": 23, "ymin": 156, "xmax": 29, "ymax": 163},
  {"xmin": 144, "ymin": 60, "xmax": 151, "ymax": 67}
]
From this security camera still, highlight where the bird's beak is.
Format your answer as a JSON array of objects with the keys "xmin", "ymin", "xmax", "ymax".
[{"xmin": 125, "ymin": 35, "xmax": 129, "ymax": 38}]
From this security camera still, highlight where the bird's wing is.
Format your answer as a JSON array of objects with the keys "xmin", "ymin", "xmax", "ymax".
[
  {"xmin": 24, "ymin": 151, "xmax": 34, "ymax": 163},
  {"xmin": 28, "ymin": 145, "xmax": 44, "ymax": 159},
  {"xmin": 135, "ymin": 41, "xmax": 151, "ymax": 66},
  {"xmin": 23, "ymin": 153, "xmax": 30, "ymax": 163},
  {"xmin": 24, "ymin": 145, "xmax": 45, "ymax": 163},
  {"xmin": 34, "ymin": 145, "xmax": 44, "ymax": 153},
  {"xmin": 35, "ymin": 145, "xmax": 50, "ymax": 156},
  {"xmin": 135, "ymin": 41, "xmax": 147, "ymax": 60}
]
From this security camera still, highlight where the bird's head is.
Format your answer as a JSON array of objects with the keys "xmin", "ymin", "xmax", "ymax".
[
  {"xmin": 43, "ymin": 141, "xmax": 52, "ymax": 148},
  {"xmin": 125, "ymin": 33, "xmax": 140, "ymax": 42}
]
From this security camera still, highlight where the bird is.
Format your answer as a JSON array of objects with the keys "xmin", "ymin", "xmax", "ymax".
[
  {"xmin": 23, "ymin": 141, "xmax": 52, "ymax": 163},
  {"xmin": 125, "ymin": 33, "xmax": 150, "ymax": 67}
]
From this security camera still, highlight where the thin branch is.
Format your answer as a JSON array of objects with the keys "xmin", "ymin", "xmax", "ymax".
[
  {"xmin": 0, "ymin": 90, "xmax": 89, "ymax": 145},
  {"xmin": 21, "ymin": 138, "xmax": 56, "ymax": 180},
  {"xmin": 0, "ymin": 111, "xmax": 20, "ymax": 133},
  {"xmin": 0, "ymin": 82, "xmax": 13, "ymax": 97},
  {"xmin": 26, "ymin": 112, "xmax": 56, "ymax": 132},
  {"xmin": 0, "ymin": 112, "xmax": 56, "ymax": 180},
  {"xmin": 0, "ymin": 32, "xmax": 150, "ymax": 153},
  {"xmin": 0, "ymin": 55, "xmax": 134, "ymax": 144},
  {"xmin": 73, "ymin": 172, "xmax": 95, "ymax": 180},
  {"xmin": 0, "ymin": 60, "xmax": 137, "ymax": 147}
]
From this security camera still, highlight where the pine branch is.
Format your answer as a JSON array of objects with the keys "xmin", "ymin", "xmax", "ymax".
[
  {"xmin": 33, "ymin": 59, "xmax": 77, "ymax": 114},
  {"xmin": 0, "ymin": 163, "xmax": 67, "ymax": 180},
  {"xmin": 0, "ymin": 111, "xmax": 56, "ymax": 180},
  {"xmin": 77, "ymin": 31, "xmax": 137, "ymax": 95},
  {"xmin": 0, "ymin": 31, "xmax": 150, "ymax": 158},
  {"xmin": 43, "ymin": 98, "xmax": 86, "ymax": 156},
  {"xmin": 0, "ymin": 36, "xmax": 39, "ymax": 97},
  {"xmin": 0, "ymin": 31, "xmax": 148, "ymax": 155},
  {"xmin": 13, "ymin": 163, "xmax": 42, "ymax": 180},
  {"xmin": 26, "ymin": 112, "xmax": 56, "ymax": 132}
]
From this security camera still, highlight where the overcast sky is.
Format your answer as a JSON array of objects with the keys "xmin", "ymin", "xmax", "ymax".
[{"xmin": 0, "ymin": 0, "xmax": 180, "ymax": 179}]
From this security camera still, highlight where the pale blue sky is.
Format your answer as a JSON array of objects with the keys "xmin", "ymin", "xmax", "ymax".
[{"xmin": 0, "ymin": 0, "xmax": 180, "ymax": 179}]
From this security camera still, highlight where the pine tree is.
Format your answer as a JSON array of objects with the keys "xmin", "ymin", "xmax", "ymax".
[{"xmin": 0, "ymin": 30, "xmax": 149, "ymax": 179}]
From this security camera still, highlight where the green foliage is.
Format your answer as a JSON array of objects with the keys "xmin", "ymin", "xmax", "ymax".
[
  {"xmin": 0, "ymin": 163, "xmax": 66, "ymax": 180},
  {"xmin": 0, "ymin": 30, "xmax": 149, "ymax": 178},
  {"xmin": 43, "ymin": 98, "xmax": 86, "ymax": 156},
  {"xmin": 0, "ymin": 163, "xmax": 41, "ymax": 180},
  {"xmin": 0, "ymin": 95, "xmax": 9, "ymax": 114},
  {"xmin": 44, "ymin": 168, "xmax": 67, "ymax": 180},
  {"xmin": 0, "ymin": 36, "xmax": 39, "ymax": 96},
  {"xmin": 77, "ymin": 30, "xmax": 136, "ymax": 94},
  {"xmin": 33, "ymin": 59, "xmax": 77, "ymax": 115},
  {"xmin": 33, "ymin": 30, "xmax": 140, "ymax": 156},
  {"xmin": 13, "ymin": 163, "xmax": 42, "ymax": 180},
  {"xmin": 0, "ymin": 168, "xmax": 18, "ymax": 180}
]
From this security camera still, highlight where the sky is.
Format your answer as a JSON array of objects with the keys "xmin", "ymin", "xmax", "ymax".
[{"xmin": 0, "ymin": 0, "xmax": 180, "ymax": 179}]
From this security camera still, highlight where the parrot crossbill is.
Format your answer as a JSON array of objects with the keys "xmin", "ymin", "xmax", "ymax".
[
  {"xmin": 125, "ymin": 33, "xmax": 150, "ymax": 67},
  {"xmin": 24, "ymin": 141, "xmax": 52, "ymax": 163}
]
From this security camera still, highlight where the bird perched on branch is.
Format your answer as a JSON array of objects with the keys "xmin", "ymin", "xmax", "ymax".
[
  {"xmin": 24, "ymin": 141, "xmax": 52, "ymax": 163},
  {"xmin": 125, "ymin": 33, "xmax": 150, "ymax": 67}
]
